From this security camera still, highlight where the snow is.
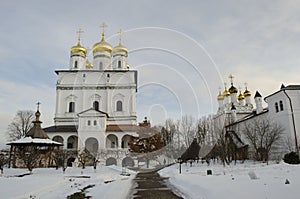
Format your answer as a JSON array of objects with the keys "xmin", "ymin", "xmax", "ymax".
[
  {"xmin": 0, "ymin": 166, "xmax": 136, "ymax": 199},
  {"xmin": 1, "ymin": 162, "xmax": 300, "ymax": 199},
  {"xmin": 159, "ymin": 161, "xmax": 300, "ymax": 199},
  {"xmin": 6, "ymin": 137, "xmax": 63, "ymax": 145}
]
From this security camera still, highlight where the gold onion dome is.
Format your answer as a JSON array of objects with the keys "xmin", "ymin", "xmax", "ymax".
[
  {"xmin": 112, "ymin": 44, "xmax": 128, "ymax": 56},
  {"xmin": 238, "ymin": 93, "xmax": 245, "ymax": 101},
  {"xmin": 86, "ymin": 59, "xmax": 93, "ymax": 69},
  {"xmin": 93, "ymin": 33, "xmax": 113, "ymax": 54},
  {"xmin": 70, "ymin": 42, "xmax": 87, "ymax": 56},
  {"xmin": 223, "ymin": 89, "xmax": 230, "ymax": 97},
  {"xmin": 217, "ymin": 92, "xmax": 224, "ymax": 100},
  {"xmin": 244, "ymin": 89, "xmax": 251, "ymax": 97},
  {"xmin": 229, "ymin": 85, "xmax": 238, "ymax": 94}
]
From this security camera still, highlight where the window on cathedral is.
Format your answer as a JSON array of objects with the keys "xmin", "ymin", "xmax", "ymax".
[
  {"xmin": 87, "ymin": 120, "xmax": 91, "ymax": 126},
  {"xmin": 116, "ymin": 100, "xmax": 123, "ymax": 111},
  {"xmin": 93, "ymin": 101, "xmax": 99, "ymax": 111},
  {"xmin": 275, "ymin": 102, "xmax": 279, "ymax": 113},
  {"xmin": 74, "ymin": 61, "xmax": 78, "ymax": 68},
  {"xmin": 280, "ymin": 100, "xmax": 284, "ymax": 111},
  {"xmin": 69, "ymin": 102, "xmax": 75, "ymax": 112},
  {"xmin": 118, "ymin": 60, "xmax": 122, "ymax": 68},
  {"xmin": 94, "ymin": 120, "xmax": 97, "ymax": 126},
  {"xmin": 99, "ymin": 62, "xmax": 103, "ymax": 70},
  {"xmin": 111, "ymin": 141, "xmax": 115, "ymax": 148}
]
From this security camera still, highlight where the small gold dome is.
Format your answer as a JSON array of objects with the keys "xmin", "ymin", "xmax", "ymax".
[
  {"xmin": 244, "ymin": 89, "xmax": 251, "ymax": 97},
  {"xmin": 229, "ymin": 85, "xmax": 238, "ymax": 94},
  {"xmin": 217, "ymin": 92, "xmax": 224, "ymax": 100},
  {"xmin": 223, "ymin": 89, "xmax": 230, "ymax": 97},
  {"xmin": 70, "ymin": 43, "xmax": 87, "ymax": 56},
  {"xmin": 93, "ymin": 35, "xmax": 113, "ymax": 54},
  {"xmin": 238, "ymin": 93, "xmax": 245, "ymax": 101},
  {"xmin": 112, "ymin": 44, "xmax": 128, "ymax": 56},
  {"xmin": 86, "ymin": 59, "xmax": 93, "ymax": 69}
]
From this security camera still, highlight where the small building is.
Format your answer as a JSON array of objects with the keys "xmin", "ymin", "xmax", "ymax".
[{"xmin": 7, "ymin": 105, "xmax": 62, "ymax": 169}]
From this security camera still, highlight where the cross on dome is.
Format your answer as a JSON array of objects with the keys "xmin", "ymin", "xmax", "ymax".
[
  {"xmin": 76, "ymin": 28, "xmax": 84, "ymax": 44},
  {"xmin": 100, "ymin": 22, "xmax": 108, "ymax": 39},
  {"xmin": 229, "ymin": 74, "xmax": 234, "ymax": 85},
  {"xmin": 117, "ymin": 29, "xmax": 123, "ymax": 45}
]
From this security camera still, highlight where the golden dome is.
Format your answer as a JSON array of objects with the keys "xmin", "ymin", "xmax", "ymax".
[
  {"xmin": 70, "ymin": 42, "xmax": 87, "ymax": 56},
  {"xmin": 112, "ymin": 44, "xmax": 128, "ymax": 56},
  {"xmin": 243, "ymin": 89, "xmax": 251, "ymax": 97},
  {"xmin": 217, "ymin": 92, "xmax": 224, "ymax": 100},
  {"xmin": 238, "ymin": 93, "xmax": 245, "ymax": 101},
  {"xmin": 229, "ymin": 85, "xmax": 238, "ymax": 94},
  {"xmin": 223, "ymin": 89, "xmax": 230, "ymax": 97},
  {"xmin": 93, "ymin": 34, "xmax": 113, "ymax": 54},
  {"xmin": 86, "ymin": 59, "xmax": 93, "ymax": 69}
]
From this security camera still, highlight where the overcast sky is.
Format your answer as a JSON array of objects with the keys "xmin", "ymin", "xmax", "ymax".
[{"xmin": 1, "ymin": 0, "xmax": 300, "ymax": 146}]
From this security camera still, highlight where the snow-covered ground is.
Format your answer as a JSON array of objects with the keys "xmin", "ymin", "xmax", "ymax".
[
  {"xmin": 0, "ymin": 165, "xmax": 136, "ymax": 199},
  {"xmin": 0, "ymin": 162, "xmax": 299, "ymax": 199},
  {"xmin": 159, "ymin": 161, "xmax": 300, "ymax": 199}
]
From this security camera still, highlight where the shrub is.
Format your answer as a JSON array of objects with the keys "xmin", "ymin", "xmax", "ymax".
[{"xmin": 283, "ymin": 152, "xmax": 300, "ymax": 164}]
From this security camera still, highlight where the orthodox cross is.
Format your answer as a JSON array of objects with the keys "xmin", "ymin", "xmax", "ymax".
[
  {"xmin": 100, "ymin": 22, "xmax": 108, "ymax": 35},
  {"xmin": 76, "ymin": 28, "xmax": 84, "ymax": 44},
  {"xmin": 117, "ymin": 29, "xmax": 123, "ymax": 44},
  {"xmin": 244, "ymin": 82, "xmax": 248, "ymax": 90},
  {"xmin": 36, "ymin": 101, "xmax": 41, "ymax": 111},
  {"xmin": 229, "ymin": 74, "xmax": 234, "ymax": 85}
]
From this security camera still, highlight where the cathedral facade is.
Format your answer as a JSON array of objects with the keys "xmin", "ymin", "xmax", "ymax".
[{"xmin": 44, "ymin": 26, "xmax": 138, "ymax": 167}]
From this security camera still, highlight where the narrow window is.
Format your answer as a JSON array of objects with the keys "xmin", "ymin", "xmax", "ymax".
[
  {"xmin": 94, "ymin": 120, "xmax": 97, "ymax": 126},
  {"xmin": 118, "ymin": 60, "xmax": 122, "ymax": 68},
  {"xmin": 280, "ymin": 100, "xmax": 284, "ymax": 111},
  {"xmin": 275, "ymin": 102, "xmax": 279, "ymax": 113},
  {"xmin": 93, "ymin": 101, "xmax": 99, "ymax": 110},
  {"xmin": 74, "ymin": 61, "xmax": 78, "ymax": 68},
  {"xmin": 111, "ymin": 141, "xmax": 115, "ymax": 148},
  {"xmin": 69, "ymin": 102, "xmax": 75, "ymax": 112},
  {"xmin": 99, "ymin": 62, "xmax": 103, "ymax": 70},
  {"xmin": 116, "ymin": 101, "xmax": 122, "ymax": 111},
  {"xmin": 87, "ymin": 120, "xmax": 91, "ymax": 126}
]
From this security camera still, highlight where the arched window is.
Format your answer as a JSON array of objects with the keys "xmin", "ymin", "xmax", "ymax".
[
  {"xmin": 275, "ymin": 102, "xmax": 279, "ymax": 113},
  {"xmin": 118, "ymin": 60, "xmax": 122, "ymax": 68},
  {"xmin": 116, "ymin": 100, "xmax": 123, "ymax": 111},
  {"xmin": 280, "ymin": 100, "xmax": 284, "ymax": 111},
  {"xmin": 74, "ymin": 61, "xmax": 78, "ymax": 68},
  {"xmin": 99, "ymin": 62, "xmax": 103, "ymax": 70},
  {"xmin": 93, "ymin": 101, "xmax": 99, "ymax": 110},
  {"xmin": 87, "ymin": 120, "xmax": 91, "ymax": 126},
  {"xmin": 94, "ymin": 120, "xmax": 97, "ymax": 126},
  {"xmin": 69, "ymin": 102, "xmax": 75, "ymax": 112}
]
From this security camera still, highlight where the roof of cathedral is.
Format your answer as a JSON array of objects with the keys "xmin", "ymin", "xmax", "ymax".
[
  {"xmin": 77, "ymin": 108, "xmax": 109, "ymax": 117},
  {"xmin": 44, "ymin": 125, "xmax": 78, "ymax": 133},
  {"xmin": 264, "ymin": 84, "xmax": 300, "ymax": 100}
]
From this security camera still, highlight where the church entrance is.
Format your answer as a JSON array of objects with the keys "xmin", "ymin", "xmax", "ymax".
[{"xmin": 85, "ymin": 137, "xmax": 99, "ymax": 153}]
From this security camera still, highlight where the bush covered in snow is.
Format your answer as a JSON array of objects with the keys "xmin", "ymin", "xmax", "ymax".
[{"xmin": 283, "ymin": 152, "xmax": 300, "ymax": 164}]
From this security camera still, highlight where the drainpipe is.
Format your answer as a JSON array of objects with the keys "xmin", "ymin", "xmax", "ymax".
[{"xmin": 283, "ymin": 90, "xmax": 299, "ymax": 155}]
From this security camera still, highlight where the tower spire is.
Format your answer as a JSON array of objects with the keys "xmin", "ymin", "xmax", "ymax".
[{"xmin": 229, "ymin": 74, "xmax": 234, "ymax": 86}]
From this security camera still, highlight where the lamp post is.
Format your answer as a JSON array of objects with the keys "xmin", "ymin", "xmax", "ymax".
[{"xmin": 178, "ymin": 157, "xmax": 183, "ymax": 174}]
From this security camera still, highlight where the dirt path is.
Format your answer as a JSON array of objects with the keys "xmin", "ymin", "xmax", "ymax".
[{"xmin": 131, "ymin": 171, "xmax": 184, "ymax": 199}]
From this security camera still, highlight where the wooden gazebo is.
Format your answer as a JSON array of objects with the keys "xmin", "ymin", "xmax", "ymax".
[{"xmin": 7, "ymin": 104, "xmax": 63, "ymax": 169}]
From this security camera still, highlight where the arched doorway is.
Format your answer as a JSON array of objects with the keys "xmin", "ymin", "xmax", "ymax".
[
  {"xmin": 121, "ymin": 135, "xmax": 131, "ymax": 148},
  {"xmin": 106, "ymin": 157, "xmax": 117, "ymax": 166},
  {"xmin": 122, "ymin": 157, "xmax": 134, "ymax": 167},
  {"xmin": 85, "ymin": 137, "xmax": 99, "ymax": 153},
  {"xmin": 67, "ymin": 157, "xmax": 76, "ymax": 167},
  {"xmin": 67, "ymin": 135, "xmax": 78, "ymax": 149},
  {"xmin": 106, "ymin": 134, "xmax": 118, "ymax": 148}
]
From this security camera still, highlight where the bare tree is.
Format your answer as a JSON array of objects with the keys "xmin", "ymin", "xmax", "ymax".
[
  {"xmin": 0, "ymin": 152, "xmax": 9, "ymax": 176},
  {"xmin": 179, "ymin": 115, "xmax": 196, "ymax": 148},
  {"xmin": 7, "ymin": 110, "xmax": 34, "ymax": 141},
  {"xmin": 195, "ymin": 116, "xmax": 213, "ymax": 145},
  {"xmin": 18, "ymin": 146, "xmax": 40, "ymax": 173},
  {"xmin": 78, "ymin": 148, "xmax": 93, "ymax": 169},
  {"xmin": 243, "ymin": 118, "xmax": 283, "ymax": 163}
]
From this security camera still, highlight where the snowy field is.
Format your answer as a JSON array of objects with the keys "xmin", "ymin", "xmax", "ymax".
[
  {"xmin": 0, "ymin": 166, "xmax": 136, "ymax": 199},
  {"xmin": 159, "ymin": 161, "xmax": 300, "ymax": 199},
  {"xmin": 0, "ymin": 162, "xmax": 299, "ymax": 199}
]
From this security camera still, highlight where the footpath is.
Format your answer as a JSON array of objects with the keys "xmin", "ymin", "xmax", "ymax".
[{"xmin": 129, "ymin": 166, "xmax": 183, "ymax": 199}]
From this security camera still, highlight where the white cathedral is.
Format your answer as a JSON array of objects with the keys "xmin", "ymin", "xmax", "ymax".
[{"xmin": 44, "ymin": 26, "xmax": 138, "ymax": 167}]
